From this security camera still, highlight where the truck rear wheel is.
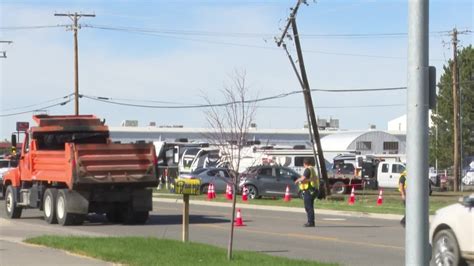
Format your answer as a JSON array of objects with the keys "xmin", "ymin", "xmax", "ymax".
[
  {"xmin": 43, "ymin": 188, "xmax": 58, "ymax": 224},
  {"xmin": 56, "ymin": 189, "xmax": 84, "ymax": 226},
  {"xmin": 5, "ymin": 186, "xmax": 22, "ymax": 219}
]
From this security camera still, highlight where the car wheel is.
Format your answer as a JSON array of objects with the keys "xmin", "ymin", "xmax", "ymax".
[
  {"xmin": 432, "ymin": 229, "xmax": 465, "ymax": 266},
  {"xmin": 5, "ymin": 186, "xmax": 22, "ymax": 219},
  {"xmin": 43, "ymin": 188, "xmax": 58, "ymax": 224},
  {"xmin": 246, "ymin": 185, "xmax": 259, "ymax": 199},
  {"xmin": 331, "ymin": 181, "xmax": 347, "ymax": 194}
]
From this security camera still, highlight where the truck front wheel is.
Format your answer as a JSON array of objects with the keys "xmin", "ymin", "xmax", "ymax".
[
  {"xmin": 43, "ymin": 188, "xmax": 58, "ymax": 224},
  {"xmin": 5, "ymin": 186, "xmax": 22, "ymax": 219}
]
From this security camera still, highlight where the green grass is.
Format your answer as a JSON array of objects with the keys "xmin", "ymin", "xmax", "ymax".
[
  {"xmin": 25, "ymin": 236, "xmax": 336, "ymax": 266},
  {"xmin": 157, "ymin": 189, "xmax": 470, "ymax": 215}
]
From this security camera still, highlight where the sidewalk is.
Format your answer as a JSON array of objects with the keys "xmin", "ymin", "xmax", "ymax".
[
  {"xmin": 0, "ymin": 218, "xmax": 112, "ymax": 266},
  {"xmin": 0, "ymin": 239, "xmax": 112, "ymax": 266},
  {"xmin": 153, "ymin": 194, "xmax": 405, "ymax": 221}
]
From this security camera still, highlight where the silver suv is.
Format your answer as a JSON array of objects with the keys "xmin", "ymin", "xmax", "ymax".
[{"xmin": 238, "ymin": 165, "xmax": 301, "ymax": 199}]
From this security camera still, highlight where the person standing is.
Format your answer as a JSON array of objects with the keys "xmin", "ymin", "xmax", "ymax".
[
  {"xmin": 399, "ymin": 170, "xmax": 407, "ymax": 227},
  {"xmin": 295, "ymin": 158, "xmax": 319, "ymax": 227}
]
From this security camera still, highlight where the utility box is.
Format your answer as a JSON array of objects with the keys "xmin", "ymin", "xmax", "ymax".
[{"xmin": 174, "ymin": 178, "xmax": 201, "ymax": 195}]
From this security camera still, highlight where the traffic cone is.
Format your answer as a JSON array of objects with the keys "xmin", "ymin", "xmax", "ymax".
[
  {"xmin": 207, "ymin": 184, "xmax": 213, "ymax": 200},
  {"xmin": 234, "ymin": 208, "xmax": 245, "ymax": 226},
  {"xmin": 226, "ymin": 184, "xmax": 233, "ymax": 200},
  {"xmin": 242, "ymin": 186, "xmax": 248, "ymax": 202},
  {"xmin": 348, "ymin": 186, "xmax": 355, "ymax": 205},
  {"xmin": 284, "ymin": 185, "xmax": 291, "ymax": 202},
  {"xmin": 376, "ymin": 189, "xmax": 383, "ymax": 206}
]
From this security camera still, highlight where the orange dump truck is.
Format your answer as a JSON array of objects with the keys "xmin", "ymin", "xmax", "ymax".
[{"xmin": 3, "ymin": 115, "xmax": 158, "ymax": 225}]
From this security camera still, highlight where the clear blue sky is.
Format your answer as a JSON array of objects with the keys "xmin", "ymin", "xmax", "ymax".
[{"xmin": 0, "ymin": 0, "xmax": 472, "ymax": 139}]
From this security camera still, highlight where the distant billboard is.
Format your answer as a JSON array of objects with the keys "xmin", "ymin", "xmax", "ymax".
[{"xmin": 16, "ymin": 122, "xmax": 29, "ymax": 132}]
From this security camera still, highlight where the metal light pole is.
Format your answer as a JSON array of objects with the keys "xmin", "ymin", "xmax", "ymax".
[{"xmin": 407, "ymin": 0, "xmax": 430, "ymax": 265}]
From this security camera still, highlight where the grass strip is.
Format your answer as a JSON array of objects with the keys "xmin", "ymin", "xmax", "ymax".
[
  {"xmin": 156, "ymin": 190, "xmax": 465, "ymax": 215},
  {"xmin": 26, "ymin": 236, "xmax": 336, "ymax": 266}
]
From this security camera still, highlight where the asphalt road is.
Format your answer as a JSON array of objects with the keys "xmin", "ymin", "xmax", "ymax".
[{"xmin": 0, "ymin": 198, "xmax": 405, "ymax": 266}]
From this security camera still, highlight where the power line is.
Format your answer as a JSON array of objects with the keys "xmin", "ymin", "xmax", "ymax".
[
  {"xmin": 80, "ymin": 86, "xmax": 406, "ymax": 109},
  {"xmin": 0, "ymin": 99, "xmax": 73, "ymax": 117},
  {"xmin": 0, "ymin": 93, "xmax": 73, "ymax": 112},
  {"xmin": 0, "ymin": 25, "xmax": 69, "ymax": 30},
  {"xmin": 258, "ymin": 103, "xmax": 405, "ymax": 109},
  {"xmin": 83, "ymin": 24, "xmax": 445, "ymax": 61}
]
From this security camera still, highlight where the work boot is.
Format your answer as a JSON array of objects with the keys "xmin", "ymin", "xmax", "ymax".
[
  {"xmin": 304, "ymin": 222, "xmax": 315, "ymax": 227},
  {"xmin": 400, "ymin": 217, "xmax": 406, "ymax": 228}
]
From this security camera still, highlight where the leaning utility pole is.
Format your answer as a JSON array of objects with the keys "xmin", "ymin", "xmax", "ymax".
[
  {"xmin": 276, "ymin": 0, "xmax": 329, "ymax": 192},
  {"xmin": 451, "ymin": 28, "xmax": 460, "ymax": 192},
  {"xmin": 406, "ymin": 0, "xmax": 430, "ymax": 265},
  {"xmin": 54, "ymin": 12, "xmax": 95, "ymax": 115}
]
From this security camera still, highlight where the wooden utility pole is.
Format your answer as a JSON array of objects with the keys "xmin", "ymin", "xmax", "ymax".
[
  {"xmin": 451, "ymin": 28, "xmax": 460, "ymax": 192},
  {"xmin": 276, "ymin": 0, "xmax": 329, "ymax": 193},
  {"xmin": 54, "ymin": 12, "xmax": 95, "ymax": 116}
]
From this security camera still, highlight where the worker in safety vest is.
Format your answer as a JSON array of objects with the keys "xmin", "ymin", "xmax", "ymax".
[
  {"xmin": 294, "ymin": 158, "xmax": 319, "ymax": 227},
  {"xmin": 399, "ymin": 170, "xmax": 407, "ymax": 227}
]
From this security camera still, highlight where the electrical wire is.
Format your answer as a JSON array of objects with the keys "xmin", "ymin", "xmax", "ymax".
[
  {"xmin": 1, "ymin": 93, "xmax": 73, "ymax": 112},
  {"xmin": 83, "ymin": 24, "xmax": 445, "ymax": 61},
  {"xmin": 80, "ymin": 86, "xmax": 406, "ymax": 109},
  {"xmin": 0, "ymin": 98, "xmax": 73, "ymax": 117},
  {"xmin": 0, "ymin": 25, "xmax": 69, "ymax": 30}
]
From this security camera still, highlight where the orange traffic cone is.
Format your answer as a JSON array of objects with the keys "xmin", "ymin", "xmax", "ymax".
[
  {"xmin": 242, "ymin": 186, "xmax": 248, "ymax": 202},
  {"xmin": 348, "ymin": 186, "xmax": 355, "ymax": 205},
  {"xmin": 207, "ymin": 184, "xmax": 213, "ymax": 200},
  {"xmin": 226, "ymin": 184, "xmax": 233, "ymax": 200},
  {"xmin": 234, "ymin": 208, "xmax": 245, "ymax": 226},
  {"xmin": 376, "ymin": 189, "xmax": 383, "ymax": 206},
  {"xmin": 212, "ymin": 184, "xmax": 216, "ymax": 199},
  {"xmin": 284, "ymin": 185, "xmax": 291, "ymax": 202}
]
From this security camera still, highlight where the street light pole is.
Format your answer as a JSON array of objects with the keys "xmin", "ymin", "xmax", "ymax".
[{"xmin": 407, "ymin": 0, "xmax": 430, "ymax": 265}]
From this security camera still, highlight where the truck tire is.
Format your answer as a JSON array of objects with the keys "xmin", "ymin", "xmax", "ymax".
[
  {"xmin": 106, "ymin": 208, "xmax": 124, "ymax": 224},
  {"xmin": 5, "ymin": 186, "xmax": 22, "ymax": 219},
  {"xmin": 43, "ymin": 188, "xmax": 58, "ymax": 224},
  {"xmin": 331, "ymin": 181, "xmax": 347, "ymax": 194},
  {"xmin": 56, "ymin": 189, "xmax": 84, "ymax": 226},
  {"xmin": 121, "ymin": 205, "xmax": 149, "ymax": 225}
]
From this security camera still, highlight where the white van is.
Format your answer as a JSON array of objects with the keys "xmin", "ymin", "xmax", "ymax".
[{"xmin": 376, "ymin": 162, "xmax": 406, "ymax": 188}]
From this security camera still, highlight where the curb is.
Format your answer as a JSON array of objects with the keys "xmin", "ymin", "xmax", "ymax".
[{"xmin": 153, "ymin": 197, "xmax": 404, "ymax": 221}]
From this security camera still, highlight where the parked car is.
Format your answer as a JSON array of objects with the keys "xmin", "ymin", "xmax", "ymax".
[
  {"xmin": 179, "ymin": 168, "xmax": 235, "ymax": 194},
  {"xmin": 238, "ymin": 165, "xmax": 301, "ymax": 199},
  {"xmin": 0, "ymin": 158, "xmax": 18, "ymax": 195},
  {"xmin": 429, "ymin": 194, "xmax": 474, "ymax": 265}
]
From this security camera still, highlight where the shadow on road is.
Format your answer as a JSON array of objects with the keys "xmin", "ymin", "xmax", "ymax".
[
  {"xmin": 81, "ymin": 214, "xmax": 230, "ymax": 226},
  {"xmin": 317, "ymin": 225, "xmax": 383, "ymax": 228}
]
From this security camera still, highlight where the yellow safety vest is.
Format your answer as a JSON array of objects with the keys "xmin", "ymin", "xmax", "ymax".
[
  {"xmin": 299, "ymin": 166, "xmax": 320, "ymax": 190},
  {"xmin": 398, "ymin": 173, "xmax": 407, "ymax": 192}
]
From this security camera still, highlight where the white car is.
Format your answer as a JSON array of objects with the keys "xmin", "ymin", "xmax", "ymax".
[
  {"xmin": 429, "ymin": 194, "xmax": 474, "ymax": 265},
  {"xmin": 0, "ymin": 158, "xmax": 17, "ymax": 195}
]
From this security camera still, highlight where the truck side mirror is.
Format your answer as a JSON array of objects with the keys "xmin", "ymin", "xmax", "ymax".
[{"xmin": 11, "ymin": 134, "xmax": 17, "ymax": 147}]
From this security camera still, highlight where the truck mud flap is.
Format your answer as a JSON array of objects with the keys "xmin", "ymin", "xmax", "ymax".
[
  {"xmin": 132, "ymin": 189, "xmax": 152, "ymax": 212},
  {"xmin": 64, "ymin": 190, "xmax": 89, "ymax": 214}
]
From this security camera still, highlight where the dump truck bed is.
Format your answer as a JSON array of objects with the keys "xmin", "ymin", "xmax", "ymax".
[{"xmin": 28, "ymin": 142, "xmax": 157, "ymax": 189}]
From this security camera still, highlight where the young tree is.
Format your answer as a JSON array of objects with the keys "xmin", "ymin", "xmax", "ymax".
[
  {"xmin": 429, "ymin": 45, "xmax": 474, "ymax": 173},
  {"xmin": 203, "ymin": 70, "xmax": 257, "ymax": 260}
]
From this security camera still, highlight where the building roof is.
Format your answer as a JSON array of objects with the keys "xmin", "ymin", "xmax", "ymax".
[{"xmin": 321, "ymin": 130, "xmax": 396, "ymax": 151}]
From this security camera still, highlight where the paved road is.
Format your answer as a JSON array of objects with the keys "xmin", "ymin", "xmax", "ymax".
[{"xmin": 0, "ymin": 198, "xmax": 405, "ymax": 266}]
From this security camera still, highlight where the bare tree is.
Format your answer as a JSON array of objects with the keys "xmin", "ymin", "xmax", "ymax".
[{"xmin": 203, "ymin": 70, "xmax": 257, "ymax": 260}]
